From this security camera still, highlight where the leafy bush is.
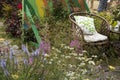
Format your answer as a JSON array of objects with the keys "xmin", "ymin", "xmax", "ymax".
[
  {"xmin": 4, "ymin": 11, "xmax": 22, "ymax": 37},
  {"xmin": 97, "ymin": 12, "xmax": 113, "ymax": 23},
  {"xmin": 23, "ymin": 27, "xmax": 38, "ymax": 45},
  {"xmin": 1, "ymin": 2, "xmax": 13, "ymax": 17},
  {"xmin": 3, "ymin": 2, "xmax": 22, "ymax": 37},
  {"xmin": 51, "ymin": 1, "xmax": 69, "ymax": 20},
  {"xmin": 112, "ymin": 4, "xmax": 120, "ymax": 21}
]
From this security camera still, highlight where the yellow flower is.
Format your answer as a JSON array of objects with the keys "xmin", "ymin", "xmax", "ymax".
[
  {"xmin": 109, "ymin": 65, "xmax": 115, "ymax": 70},
  {"xmin": 11, "ymin": 74, "xmax": 19, "ymax": 79}
]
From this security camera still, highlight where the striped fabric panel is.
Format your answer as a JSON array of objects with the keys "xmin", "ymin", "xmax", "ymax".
[
  {"xmin": 83, "ymin": 0, "xmax": 90, "ymax": 13},
  {"xmin": 35, "ymin": 0, "xmax": 45, "ymax": 17},
  {"xmin": 61, "ymin": 0, "xmax": 66, "ymax": 6},
  {"xmin": 78, "ymin": 0, "xmax": 90, "ymax": 12},
  {"xmin": 25, "ymin": 5, "xmax": 41, "ymax": 47},
  {"xmin": 43, "ymin": 0, "xmax": 47, "ymax": 7},
  {"xmin": 65, "ymin": 0, "xmax": 71, "ymax": 12},
  {"xmin": 48, "ymin": 0, "xmax": 53, "ymax": 14},
  {"xmin": 73, "ymin": 0, "xmax": 81, "ymax": 7}
]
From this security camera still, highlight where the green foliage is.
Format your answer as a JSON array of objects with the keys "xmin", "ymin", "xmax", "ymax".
[
  {"xmin": 111, "ymin": 4, "xmax": 120, "ymax": 21},
  {"xmin": 50, "ymin": 1, "xmax": 69, "ymax": 20},
  {"xmin": 1, "ymin": 1, "xmax": 22, "ymax": 38},
  {"xmin": 97, "ymin": 12, "xmax": 113, "ymax": 23},
  {"xmin": 23, "ymin": 28, "xmax": 37, "ymax": 43},
  {"xmin": 4, "ymin": 11, "xmax": 22, "ymax": 37},
  {"xmin": 96, "ymin": 12, "xmax": 115, "ymax": 30},
  {"xmin": 2, "ymin": 3, "xmax": 13, "ymax": 17}
]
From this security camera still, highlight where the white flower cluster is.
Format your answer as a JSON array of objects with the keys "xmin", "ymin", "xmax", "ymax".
[{"xmin": 45, "ymin": 44, "xmax": 97, "ymax": 79}]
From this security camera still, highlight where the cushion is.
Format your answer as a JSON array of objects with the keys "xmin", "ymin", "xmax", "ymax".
[
  {"xmin": 74, "ymin": 16, "xmax": 97, "ymax": 35},
  {"xmin": 84, "ymin": 33, "xmax": 108, "ymax": 42}
]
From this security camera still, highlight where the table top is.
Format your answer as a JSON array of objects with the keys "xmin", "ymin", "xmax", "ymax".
[
  {"xmin": 110, "ymin": 30, "xmax": 120, "ymax": 34},
  {"xmin": 110, "ymin": 21, "xmax": 120, "ymax": 34},
  {"xmin": 110, "ymin": 25, "xmax": 120, "ymax": 34}
]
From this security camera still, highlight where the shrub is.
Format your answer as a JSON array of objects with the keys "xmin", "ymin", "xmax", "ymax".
[
  {"xmin": 112, "ymin": 4, "xmax": 120, "ymax": 21},
  {"xmin": 3, "ymin": 2, "xmax": 22, "ymax": 37},
  {"xmin": 5, "ymin": 11, "xmax": 22, "ymax": 37}
]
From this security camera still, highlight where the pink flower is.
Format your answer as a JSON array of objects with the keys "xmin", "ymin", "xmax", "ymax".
[
  {"xmin": 29, "ymin": 57, "xmax": 33, "ymax": 65},
  {"xmin": 70, "ymin": 40, "xmax": 80, "ymax": 48},
  {"xmin": 39, "ymin": 41, "xmax": 50, "ymax": 53},
  {"xmin": 70, "ymin": 40, "xmax": 82, "ymax": 53}
]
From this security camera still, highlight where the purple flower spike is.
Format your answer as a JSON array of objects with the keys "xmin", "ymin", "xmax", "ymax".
[
  {"xmin": 32, "ymin": 49, "xmax": 40, "ymax": 57},
  {"xmin": 4, "ymin": 69, "xmax": 10, "ymax": 77},
  {"xmin": 0, "ymin": 59, "xmax": 6, "ymax": 70},
  {"xmin": 39, "ymin": 41, "xmax": 50, "ymax": 54},
  {"xmin": 23, "ymin": 58, "xmax": 28, "ymax": 65},
  {"xmin": 21, "ymin": 44, "xmax": 30, "ymax": 56},
  {"xmin": 9, "ymin": 48, "xmax": 14, "ymax": 59},
  {"xmin": 70, "ymin": 40, "xmax": 81, "ymax": 48},
  {"xmin": 22, "ymin": 44, "xmax": 26, "ymax": 52},
  {"xmin": 14, "ymin": 57, "xmax": 18, "ymax": 65},
  {"xmin": 29, "ymin": 57, "xmax": 33, "ymax": 65}
]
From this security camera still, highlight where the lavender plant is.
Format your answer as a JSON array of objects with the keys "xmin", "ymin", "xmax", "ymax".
[{"xmin": 0, "ymin": 40, "xmax": 50, "ymax": 80}]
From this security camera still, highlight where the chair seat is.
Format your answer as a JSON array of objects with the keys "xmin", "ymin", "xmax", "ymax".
[{"xmin": 84, "ymin": 33, "xmax": 108, "ymax": 42}]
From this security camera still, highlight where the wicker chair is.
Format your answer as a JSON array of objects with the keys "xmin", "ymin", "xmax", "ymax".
[{"xmin": 69, "ymin": 12, "xmax": 110, "ymax": 54}]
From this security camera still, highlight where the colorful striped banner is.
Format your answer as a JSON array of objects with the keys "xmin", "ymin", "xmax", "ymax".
[
  {"xmin": 27, "ymin": 0, "xmax": 45, "ymax": 18},
  {"xmin": 65, "ymin": 0, "xmax": 71, "ymax": 12},
  {"xmin": 26, "ymin": 0, "xmax": 90, "ymax": 17},
  {"xmin": 61, "ymin": 0, "xmax": 66, "ymax": 6},
  {"xmin": 24, "ymin": 1, "xmax": 41, "ymax": 47},
  {"xmin": 35, "ymin": 0, "xmax": 45, "ymax": 17},
  {"xmin": 73, "ymin": 0, "xmax": 81, "ymax": 7},
  {"xmin": 78, "ymin": 0, "xmax": 90, "ymax": 12},
  {"xmin": 78, "ymin": 0, "xmax": 86, "ymax": 10},
  {"xmin": 48, "ymin": 0, "xmax": 53, "ymax": 14},
  {"xmin": 83, "ymin": 0, "xmax": 90, "ymax": 13},
  {"xmin": 43, "ymin": 0, "xmax": 48, "ymax": 7}
]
